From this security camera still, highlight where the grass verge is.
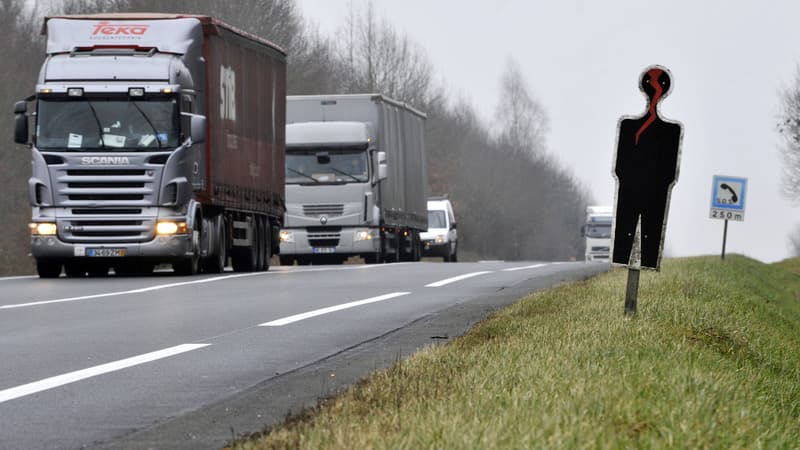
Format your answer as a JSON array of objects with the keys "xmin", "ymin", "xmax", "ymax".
[{"xmin": 231, "ymin": 255, "xmax": 800, "ymax": 449}]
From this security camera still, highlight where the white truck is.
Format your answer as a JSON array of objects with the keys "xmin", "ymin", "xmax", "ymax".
[
  {"xmin": 581, "ymin": 205, "xmax": 612, "ymax": 262},
  {"xmin": 279, "ymin": 94, "xmax": 428, "ymax": 264}
]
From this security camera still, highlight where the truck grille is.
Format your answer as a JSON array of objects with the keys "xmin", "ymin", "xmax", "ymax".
[
  {"xmin": 307, "ymin": 227, "xmax": 341, "ymax": 248},
  {"xmin": 303, "ymin": 204, "xmax": 344, "ymax": 217},
  {"xmin": 63, "ymin": 215, "xmax": 154, "ymax": 243},
  {"xmin": 53, "ymin": 163, "xmax": 161, "ymax": 244},
  {"xmin": 591, "ymin": 246, "xmax": 610, "ymax": 252},
  {"xmin": 309, "ymin": 238, "xmax": 340, "ymax": 247},
  {"xmin": 58, "ymin": 169, "xmax": 154, "ymax": 207}
]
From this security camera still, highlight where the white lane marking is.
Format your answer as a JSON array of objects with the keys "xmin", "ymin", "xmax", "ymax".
[
  {"xmin": 502, "ymin": 263, "xmax": 549, "ymax": 272},
  {"xmin": 259, "ymin": 292, "xmax": 411, "ymax": 326},
  {"xmin": 0, "ymin": 275, "xmax": 39, "ymax": 281},
  {"xmin": 0, "ymin": 272, "xmax": 275, "ymax": 310},
  {"xmin": 425, "ymin": 271, "xmax": 493, "ymax": 288},
  {"xmin": 0, "ymin": 344, "xmax": 209, "ymax": 404},
  {"xmin": 0, "ymin": 263, "xmax": 406, "ymax": 310}
]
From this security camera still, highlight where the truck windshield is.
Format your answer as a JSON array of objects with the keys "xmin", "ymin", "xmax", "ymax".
[
  {"xmin": 286, "ymin": 148, "xmax": 369, "ymax": 184},
  {"xmin": 36, "ymin": 97, "xmax": 179, "ymax": 151},
  {"xmin": 585, "ymin": 223, "xmax": 611, "ymax": 238}
]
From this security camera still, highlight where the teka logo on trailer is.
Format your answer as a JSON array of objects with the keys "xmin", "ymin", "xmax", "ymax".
[
  {"xmin": 81, "ymin": 156, "xmax": 131, "ymax": 165},
  {"xmin": 91, "ymin": 21, "xmax": 149, "ymax": 36}
]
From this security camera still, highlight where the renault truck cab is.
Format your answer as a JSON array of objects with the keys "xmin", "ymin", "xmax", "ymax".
[{"xmin": 421, "ymin": 197, "xmax": 457, "ymax": 262}]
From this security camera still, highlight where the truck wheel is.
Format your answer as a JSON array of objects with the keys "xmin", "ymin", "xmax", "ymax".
[
  {"xmin": 202, "ymin": 217, "xmax": 226, "ymax": 274},
  {"xmin": 174, "ymin": 226, "xmax": 201, "ymax": 275},
  {"xmin": 64, "ymin": 262, "xmax": 86, "ymax": 277},
  {"xmin": 279, "ymin": 255, "xmax": 294, "ymax": 266},
  {"xmin": 36, "ymin": 260, "xmax": 62, "ymax": 278},
  {"xmin": 451, "ymin": 245, "xmax": 458, "ymax": 263}
]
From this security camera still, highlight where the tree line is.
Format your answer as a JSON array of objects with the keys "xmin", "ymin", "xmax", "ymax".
[{"xmin": 0, "ymin": 0, "xmax": 591, "ymax": 275}]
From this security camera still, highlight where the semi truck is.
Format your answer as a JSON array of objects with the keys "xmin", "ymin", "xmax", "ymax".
[
  {"xmin": 13, "ymin": 14, "xmax": 287, "ymax": 277},
  {"xmin": 279, "ymin": 94, "xmax": 427, "ymax": 264},
  {"xmin": 581, "ymin": 205, "xmax": 612, "ymax": 262}
]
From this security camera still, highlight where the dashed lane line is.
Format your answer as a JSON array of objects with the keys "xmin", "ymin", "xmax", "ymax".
[
  {"xmin": 0, "ymin": 344, "xmax": 210, "ymax": 404},
  {"xmin": 259, "ymin": 292, "xmax": 411, "ymax": 326},
  {"xmin": 424, "ymin": 271, "xmax": 493, "ymax": 288}
]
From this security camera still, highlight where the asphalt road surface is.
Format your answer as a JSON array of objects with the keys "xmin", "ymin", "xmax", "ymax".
[{"xmin": 0, "ymin": 260, "xmax": 609, "ymax": 449}]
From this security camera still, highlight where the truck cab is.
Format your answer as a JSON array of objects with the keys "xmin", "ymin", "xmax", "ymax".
[{"xmin": 582, "ymin": 205, "xmax": 612, "ymax": 262}]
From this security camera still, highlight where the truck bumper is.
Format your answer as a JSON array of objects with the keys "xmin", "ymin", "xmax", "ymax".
[
  {"xmin": 280, "ymin": 228, "xmax": 380, "ymax": 256},
  {"xmin": 585, "ymin": 252, "xmax": 610, "ymax": 262},
  {"xmin": 31, "ymin": 234, "xmax": 192, "ymax": 261},
  {"xmin": 422, "ymin": 240, "xmax": 449, "ymax": 257}
]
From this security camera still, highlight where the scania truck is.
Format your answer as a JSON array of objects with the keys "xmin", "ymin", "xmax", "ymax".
[
  {"xmin": 279, "ymin": 94, "xmax": 427, "ymax": 264},
  {"xmin": 581, "ymin": 205, "xmax": 612, "ymax": 262},
  {"xmin": 13, "ymin": 14, "xmax": 286, "ymax": 277}
]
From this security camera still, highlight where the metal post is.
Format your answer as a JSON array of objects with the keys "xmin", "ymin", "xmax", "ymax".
[
  {"xmin": 624, "ymin": 268, "xmax": 640, "ymax": 316},
  {"xmin": 721, "ymin": 219, "xmax": 728, "ymax": 260}
]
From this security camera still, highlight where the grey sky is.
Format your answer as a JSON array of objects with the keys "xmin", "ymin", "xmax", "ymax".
[{"xmin": 297, "ymin": 0, "xmax": 800, "ymax": 262}]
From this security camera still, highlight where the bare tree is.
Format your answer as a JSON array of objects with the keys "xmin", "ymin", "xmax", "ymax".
[
  {"xmin": 778, "ymin": 66, "xmax": 800, "ymax": 204},
  {"xmin": 495, "ymin": 57, "xmax": 549, "ymax": 158},
  {"xmin": 335, "ymin": 1, "xmax": 442, "ymax": 111},
  {"xmin": 789, "ymin": 224, "xmax": 800, "ymax": 257}
]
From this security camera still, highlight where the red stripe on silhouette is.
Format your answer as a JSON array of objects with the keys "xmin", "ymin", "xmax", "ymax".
[{"xmin": 635, "ymin": 68, "xmax": 664, "ymax": 145}]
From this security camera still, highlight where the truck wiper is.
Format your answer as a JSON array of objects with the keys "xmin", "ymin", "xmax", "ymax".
[
  {"xmin": 85, "ymin": 100, "xmax": 107, "ymax": 150},
  {"xmin": 328, "ymin": 166, "xmax": 361, "ymax": 182},
  {"xmin": 287, "ymin": 167, "xmax": 320, "ymax": 183},
  {"xmin": 130, "ymin": 100, "xmax": 163, "ymax": 149}
]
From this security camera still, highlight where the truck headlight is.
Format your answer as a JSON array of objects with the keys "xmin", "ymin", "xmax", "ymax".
[
  {"xmin": 156, "ymin": 221, "xmax": 187, "ymax": 235},
  {"xmin": 29, "ymin": 222, "xmax": 57, "ymax": 236},
  {"xmin": 354, "ymin": 229, "xmax": 376, "ymax": 242},
  {"xmin": 280, "ymin": 230, "xmax": 294, "ymax": 243},
  {"xmin": 434, "ymin": 234, "xmax": 446, "ymax": 244}
]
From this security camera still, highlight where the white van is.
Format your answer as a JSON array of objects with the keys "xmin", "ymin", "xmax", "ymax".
[{"xmin": 421, "ymin": 197, "xmax": 458, "ymax": 262}]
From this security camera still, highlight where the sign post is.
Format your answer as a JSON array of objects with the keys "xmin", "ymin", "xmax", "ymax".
[
  {"xmin": 709, "ymin": 175, "xmax": 747, "ymax": 260},
  {"xmin": 611, "ymin": 65, "xmax": 683, "ymax": 316}
]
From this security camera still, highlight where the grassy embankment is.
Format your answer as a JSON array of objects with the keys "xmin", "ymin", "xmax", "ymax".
[{"xmin": 232, "ymin": 255, "xmax": 800, "ymax": 449}]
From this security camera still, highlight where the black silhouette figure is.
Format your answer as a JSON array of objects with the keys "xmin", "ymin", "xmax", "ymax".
[{"xmin": 612, "ymin": 66, "xmax": 682, "ymax": 270}]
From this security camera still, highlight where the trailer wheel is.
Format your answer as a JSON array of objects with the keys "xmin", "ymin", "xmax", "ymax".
[
  {"xmin": 263, "ymin": 220, "xmax": 272, "ymax": 272},
  {"xmin": 36, "ymin": 259, "xmax": 62, "ymax": 278},
  {"xmin": 257, "ymin": 217, "xmax": 270, "ymax": 272},
  {"xmin": 231, "ymin": 216, "xmax": 258, "ymax": 272}
]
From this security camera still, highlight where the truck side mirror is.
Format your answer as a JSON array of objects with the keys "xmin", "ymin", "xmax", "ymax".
[
  {"xmin": 580, "ymin": 225, "xmax": 586, "ymax": 237},
  {"xmin": 14, "ymin": 113, "xmax": 29, "ymax": 145},
  {"xmin": 377, "ymin": 151, "xmax": 387, "ymax": 181},
  {"xmin": 451, "ymin": 222, "xmax": 457, "ymax": 230},
  {"xmin": 181, "ymin": 113, "xmax": 206, "ymax": 145},
  {"xmin": 14, "ymin": 101, "xmax": 27, "ymax": 114}
]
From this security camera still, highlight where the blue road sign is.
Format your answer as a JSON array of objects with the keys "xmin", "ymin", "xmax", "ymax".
[{"xmin": 709, "ymin": 175, "xmax": 747, "ymax": 221}]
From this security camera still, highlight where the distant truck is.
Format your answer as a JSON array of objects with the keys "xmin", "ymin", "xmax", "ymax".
[
  {"xmin": 13, "ymin": 14, "xmax": 287, "ymax": 277},
  {"xmin": 279, "ymin": 94, "xmax": 428, "ymax": 264},
  {"xmin": 421, "ymin": 196, "xmax": 458, "ymax": 262},
  {"xmin": 581, "ymin": 205, "xmax": 612, "ymax": 262}
]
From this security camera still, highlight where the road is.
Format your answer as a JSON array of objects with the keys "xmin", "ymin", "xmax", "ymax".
[{"xmin": 0, "ymin": 260, "xmax": 608, "ymax": 449}]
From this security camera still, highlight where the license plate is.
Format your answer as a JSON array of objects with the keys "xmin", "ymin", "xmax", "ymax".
[
  {"xmin": 87, "ymin": 248, "xmax": 126, "ymax": 257},
  {"xmin": 312, "ymin": 247, "xmax": 336, "ymax": 254}
]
